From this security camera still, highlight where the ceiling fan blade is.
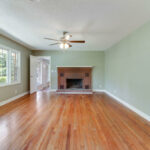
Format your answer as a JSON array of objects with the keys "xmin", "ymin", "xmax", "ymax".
[
  {"xmin": 69, "ymin": 40, "xmax": 85, "ymax": 43},
  {"xmin": 49, "ymin": 43, "xmax": 59, "ymax": 46},
  {"xmin": 44, "ymin": 37, "xmax": 59, "ymax": 41}
]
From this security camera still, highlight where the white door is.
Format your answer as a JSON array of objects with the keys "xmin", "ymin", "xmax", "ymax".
[{"xmin": 30, "ymin": 55, "xmax": 37, "ymax": 94}]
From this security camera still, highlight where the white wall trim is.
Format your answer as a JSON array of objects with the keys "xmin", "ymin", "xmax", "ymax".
[
  {"xmin": 49, "ymin": 89, "xmax": 57, "ymax": 92},
  {"xmin": 0, "ymin": 91, "xmax": 29, "ymax": 106},
  {"xmin": 93, "ymin": 89, "xmax": 106, "ymax": 92},
  {"xmin": 94, "ymin": 89, "xmax": 150, "ymax": 122}
]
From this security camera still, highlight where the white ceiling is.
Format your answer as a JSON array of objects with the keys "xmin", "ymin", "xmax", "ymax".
[{"xmin": 0, "ymin": 0, "xmax": 150, "ymax": 51}]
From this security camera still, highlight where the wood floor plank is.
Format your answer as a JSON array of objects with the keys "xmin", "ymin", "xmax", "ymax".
[{"xmin": 0, "ymin": 91, "xmax": 150, "ymax": 150}]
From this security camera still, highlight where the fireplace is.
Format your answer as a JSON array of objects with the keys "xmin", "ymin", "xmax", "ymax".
[
  {"xmin": 67, "ymin": 79, "xmax": 83, "ymax": 89},
  {"xmin": 57, "ymin": 67, "xmax": 92, "ymax": 92}
]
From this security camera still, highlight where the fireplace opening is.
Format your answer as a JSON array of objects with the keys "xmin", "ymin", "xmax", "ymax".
[{"xmin": 66, "ymin": 79, "xmax": 83, "ymax": 89}]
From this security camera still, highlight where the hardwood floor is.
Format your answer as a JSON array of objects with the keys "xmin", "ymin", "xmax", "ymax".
[{"xmin": 0, "ymin": 91, "xmax": 150, "ymax": 150}]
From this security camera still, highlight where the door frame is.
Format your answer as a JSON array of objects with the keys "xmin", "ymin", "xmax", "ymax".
[{"xmin": 30, "ymin": 55, "xmax": 51, "ymax": 94}]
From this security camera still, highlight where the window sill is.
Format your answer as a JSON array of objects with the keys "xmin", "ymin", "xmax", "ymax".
[{"xmin": 0, "ymin": 82, "xmax": 21, "ymax": 88}]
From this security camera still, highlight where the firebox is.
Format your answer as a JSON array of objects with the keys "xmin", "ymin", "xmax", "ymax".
[{"xmin": 66, "ymin": 79, "xmax": 83, "ymax": 89}]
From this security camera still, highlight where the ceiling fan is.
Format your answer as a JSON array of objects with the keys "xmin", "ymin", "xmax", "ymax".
[{"xmin": 44, "ymin": 32, "xmax": 85, "ymax": 49}]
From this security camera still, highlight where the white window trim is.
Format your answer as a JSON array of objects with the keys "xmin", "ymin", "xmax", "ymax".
[
  {"xmin": 0, "ymin": 44, "xmax": 21, "ymax": 87},
  {"xmin": 0, "ymin": 82, "xmax": 21, "ymax": 87}
]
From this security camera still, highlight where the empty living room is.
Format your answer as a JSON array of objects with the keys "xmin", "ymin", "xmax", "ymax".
[{"xmin": 0, "ymin": 0, "xmax": 150, "ymax": 150}]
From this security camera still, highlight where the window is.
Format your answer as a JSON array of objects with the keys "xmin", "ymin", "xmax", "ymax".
[
  {"xmin": 0, "ymin": 48, "xmax": 20, "ymax": 86},
  {"xmin": 0, "ymin": 49, "xmax": 8, "ymax": 84}
]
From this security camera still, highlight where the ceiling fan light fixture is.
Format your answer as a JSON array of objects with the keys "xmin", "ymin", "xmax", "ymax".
[
  {"xmin": 45, "ymin": 32, "xmax": 85, "ymax": 49},
  {"xmin": 60, "ymin": 43, "xmax": 69, "ymax": 49},
  {"xmin": 65, "ymin": 34, "xmax": 72, "ymax": 40}
]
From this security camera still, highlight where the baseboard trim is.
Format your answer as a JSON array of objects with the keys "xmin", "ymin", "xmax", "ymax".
[
  {"xmin": 49, "ymin": 89, "xmax": 57, "ymax": 92},
  {"xmin": 93, "ymin": 89, "xmax": 106, "ymax": 92},
  {"xmin": 95, "ymin": 89, "xmax": 150, "ymax": 122},
  {"xmin": 0, "ymin": 91, "xmax": 29, "ymax": 106}
]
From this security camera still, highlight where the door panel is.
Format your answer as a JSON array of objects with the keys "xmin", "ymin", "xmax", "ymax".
[{"xmin": 30, "ymin": 55, "xmax": 37, "ymax": 94}]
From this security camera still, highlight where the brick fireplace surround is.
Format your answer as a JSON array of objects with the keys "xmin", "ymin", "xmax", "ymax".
[{"xmin": 57, "ymin": 67, "xmax": 92, "ymax": 93}]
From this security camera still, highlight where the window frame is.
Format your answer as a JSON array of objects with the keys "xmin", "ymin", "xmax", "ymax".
[{"xmin": 0, "ymin": 45, "xmax": 21, "ymax": 87}]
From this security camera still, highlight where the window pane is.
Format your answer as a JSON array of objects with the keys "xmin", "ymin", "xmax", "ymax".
[
  {"xmin": 11, "ymin": 51, "xmax": 19, "ymax": 83},
  {"xmin": 0, "ymin": 49, "xmax": 8, "ymax": 84}
]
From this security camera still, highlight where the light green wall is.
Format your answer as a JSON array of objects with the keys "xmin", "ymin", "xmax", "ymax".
[
  {"xmin": 0, "ymin": 35, "xmax": 31, "ymax": 102},
  {"xmin": 32, "ymin": 51, "xmax": 104, "ymax": 90},
  {"xmin": 105, "ymin": 21, "xmax": 150, "ymax": 115}
]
